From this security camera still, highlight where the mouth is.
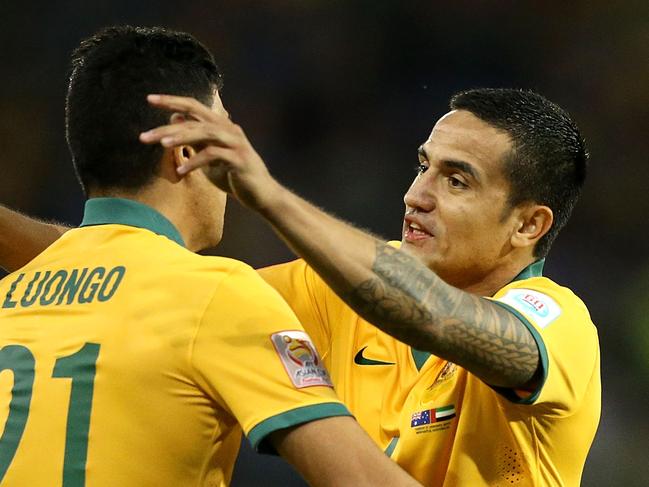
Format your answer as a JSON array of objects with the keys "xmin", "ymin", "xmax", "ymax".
[{"xmin": 403, "ymin": 218, "xmax": 434, "ymax": 242}]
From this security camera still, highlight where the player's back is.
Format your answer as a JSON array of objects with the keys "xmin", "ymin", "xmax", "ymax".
[{"xmin": 0, "ymin": 221, "xmax": 252, "ymax": 486}]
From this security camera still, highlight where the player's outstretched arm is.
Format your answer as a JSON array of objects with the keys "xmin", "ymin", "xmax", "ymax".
[
  {"xmin": 269, "ymin": 416, "xmax": 422, "ymax": 487},
  {"xmin": 141, "ymin": 94, "xmax": 540, "ymax": 390},
  {"xmin": 259, "ymin": 200, "xmax": 539, "ymax": 390},
  {"xmin": 0, "ymin": 205, "xmax": 68, "ymax": 271}
]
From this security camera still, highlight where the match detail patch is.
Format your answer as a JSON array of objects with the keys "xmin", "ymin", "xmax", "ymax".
[
  {"xmin": 411, "ymin": 405, "xmax": 456, "ymax": 428},
  {"xmin": 271, "ymin": 331, "xmax": 333, "ymax": 389},
  {"xmin": 497, "ymin": 289, "xmax": 562, "ymax": 329}
]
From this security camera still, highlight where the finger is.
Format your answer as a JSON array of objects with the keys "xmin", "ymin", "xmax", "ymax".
[
  {"xmin": 139, "ymin": 121, "xmax": 203, "ymax": 143},
  {"xmin": 139, "ymin": 112, "xmax": 198, "ymax": 144},
  {"xmin": 147, "ymin": 94, "xmax": 222, "ymax": 123},
  {"xmin": 140, "ymin": 119, "xmax": 226, "ymax": 143},
  {"xmin": 201, "ymin": 160, "xmax": 235, "ymax": 194},
  {"xmin": 141, "ymin": 122, "xmax": 242, "ymax": 150},
  {"xmin": 177, "ymin": 146, "xmax": 239, "ymax": 176}
]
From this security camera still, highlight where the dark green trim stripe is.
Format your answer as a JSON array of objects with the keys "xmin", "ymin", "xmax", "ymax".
[
  {"xmin": 384, "ymin": 437, "xmax": 399, "ymax": 457},
  {"xmin": 248, "ymin": 402, "xmax": 351, "ymax": 453},
  {"xmin": 80, "ymin": 198, "xmax": 185, "ymax": 247},
  {"xmin": 491, "ymin": 300, "xmax": 549, "ymax": 405},
  {"xmin": 411, "ymin": 348, "xmax": 431, "ymax": 371},
  {"xmin": 512, "ymin": 259, "xmax": 545, "ymax": 282}
]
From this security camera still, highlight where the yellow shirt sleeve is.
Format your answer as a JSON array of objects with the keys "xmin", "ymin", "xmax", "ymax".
[
  {"xmin": 491, "ymin": 277, "xmax": 600, "ymax": 414},
  {"xmin": 189, "ymin": 262, "xmax": 350, "ymax": 450},
  {"xmin": 258, "ymin": 260, "xmax": 338, "ymax": 360}
]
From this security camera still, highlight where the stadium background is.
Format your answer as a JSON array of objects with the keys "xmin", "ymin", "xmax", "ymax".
[{"xmin": 1, "ymin": 1, "xmax": 647, "ymax": 485}]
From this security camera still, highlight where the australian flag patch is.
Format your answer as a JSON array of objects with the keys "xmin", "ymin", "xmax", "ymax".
[{"xmin": 411, "ymin": 405, "xmax": 456, "ymax": 427}]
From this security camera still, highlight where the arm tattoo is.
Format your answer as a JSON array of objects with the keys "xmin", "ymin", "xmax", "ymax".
[{"xmin": 343, "ymin": 242, "xmax": 539, "ymax": 388}]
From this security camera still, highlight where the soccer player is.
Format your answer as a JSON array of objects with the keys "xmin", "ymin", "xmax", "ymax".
[
  {"xmin": 135, "ymin": 88, "xmax": 601, "ymax": 486},
  {"xmin": 0, "ymin": 27, "xmax": 421, "ymax": 487},
  {"xmin": 0, "ymin": 48, "xmax": 601, "ymax": 487}
]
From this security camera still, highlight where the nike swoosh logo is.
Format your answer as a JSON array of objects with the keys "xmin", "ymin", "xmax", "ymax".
[{"xmin": 354, "ymin": 346, "xmax": 395, "ymax": 366}]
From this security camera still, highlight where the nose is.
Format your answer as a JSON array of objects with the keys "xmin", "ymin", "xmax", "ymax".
[{"xmin": 403, "ymin": 173, "xmax": 436, "ymax": 212}]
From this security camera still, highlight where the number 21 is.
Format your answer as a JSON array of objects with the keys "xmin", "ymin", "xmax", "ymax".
[{"xmin": 0, "ymin": 343, "xmax": 100, "ymax": 486}]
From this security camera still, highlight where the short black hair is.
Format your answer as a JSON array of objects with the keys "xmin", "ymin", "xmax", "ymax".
[
  {"xmin": 66, "ymin": 26, "xmax": 223, "ymax": 194},
  {"xmin": 450, "ymin": 88, "xmax": 588, "ymax": 258}
]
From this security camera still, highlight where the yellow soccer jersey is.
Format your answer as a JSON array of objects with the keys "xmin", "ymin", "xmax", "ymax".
[
  {"xmin": 0, "ymin": 198, "xmax": 348, "ymax": 487},
  {"xmin": 260, "ymin": 258, "xmax": 601, "ymax": 487},
  {"xmin": 258, "ymin": 259, "xmax": 429, "ymax": 452}
]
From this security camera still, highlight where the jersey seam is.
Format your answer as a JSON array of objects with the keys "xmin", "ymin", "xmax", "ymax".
[
  {"xmin": 186, "ymin": 262, "xmax": 245, "ymax": 407},
  {"xmin": 306, "ymin": 261, "xmax": 333, "ymax": 360},
  {"xmin": 530, "ymin": 416, "xmax": 541, "ymax": 485},
  {"xmin": 553, "ymin": 342, "xmax": 600, "ymax": 420}
]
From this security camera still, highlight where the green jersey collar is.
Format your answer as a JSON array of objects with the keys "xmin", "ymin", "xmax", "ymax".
[
  {"xmin": 511, "ymin": 259, "xmax": 545, "ymax": 282},
  {"xmin": 80, "ymin": 197, "xmax": 185, "ymax": 247}
]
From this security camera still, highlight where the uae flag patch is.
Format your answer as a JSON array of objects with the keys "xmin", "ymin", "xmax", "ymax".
[{"xmin": 411, "ymin": 405, "xmax": 456, "ymax": 427}]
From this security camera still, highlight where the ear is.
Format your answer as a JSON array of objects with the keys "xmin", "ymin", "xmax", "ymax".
[
  {"xmin": 167, "ymin": 112, "xmax": 197, "ymax": 174},
  {"xmin": 172, "ymin": 145, "xmax": 196, "ymax": 173},
  {"xmin": 510, "ymin": 204, "xmax": 554, "ymax": 250}
]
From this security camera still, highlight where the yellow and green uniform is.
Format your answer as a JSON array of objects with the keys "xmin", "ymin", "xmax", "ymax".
[
  {"xmin": 259, "ymin": 258, "xmax": 426, "ymax": 451},
  {"xmin": 260, "ymin": 256, "xmax": 601, "ymax": 487},
  {"xmin": 0, "ymin": 198, "xmax": 349, "ymax": 487}
]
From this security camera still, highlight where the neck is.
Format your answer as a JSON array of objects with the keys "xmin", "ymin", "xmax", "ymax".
[
  {"xmin": 451, "ymin": 255, "xmax": 538, "ymax": 297},
  {"xmin": 88, "ymin": 182, "xmax": 205, "ymax": 252}
]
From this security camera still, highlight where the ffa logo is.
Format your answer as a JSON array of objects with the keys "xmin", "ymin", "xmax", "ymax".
[
  {"xmin": 497, "ymin": 288, "xmax": 562, "ymax": 329},
  {"xmin": 518, "ymin": 293, "xmax": 549, "ymax": 317}
]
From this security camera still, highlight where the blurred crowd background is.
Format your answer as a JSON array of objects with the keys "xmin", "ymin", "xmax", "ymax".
[{"xmin": 1, "ymin": 1, "xmax": 648, "ymax": 485}]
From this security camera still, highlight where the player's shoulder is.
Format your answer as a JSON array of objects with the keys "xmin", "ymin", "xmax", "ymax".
[
  {"xmin": 494, "ymin": 276, "xmax": 595, "ymax": 332},
  {"xmin": 165, "ymin": 252, "xmax": 290, "ymax": 320},
  {"xmin": 497, "ymin": 276, "xmax": 585, "ymax": 308},
  {"xmin": 117, "ymin": 237, "xmax": 264, "ymax": 301},
  {"xmin": 260, "ymin": 241, "xmax": 400, "ymax": 283},
  {"xmin": 258, "ymin": 257, "xmax": 305, "ymax": 276},
  {"xmin": 258, "ymin": 258, "xmax": 320, "ymax": 291},
  {"xmin": 177, "ymin": 250, "xmax": 260, "ymax": 283}
]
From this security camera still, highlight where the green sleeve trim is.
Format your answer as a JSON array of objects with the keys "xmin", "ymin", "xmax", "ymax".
[
  {"xmin": 248, "ymin": 402, "xmax": 352, "ymax": 454},
  {"xmin": 490, "ymin": 300, "xmax": 549, "ymax": 405}
]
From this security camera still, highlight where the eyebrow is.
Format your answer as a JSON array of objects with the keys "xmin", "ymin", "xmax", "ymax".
[
  {"xmin": 443, "ymin": 160, "xmax": 481, "ymax": 183},
  {"xmin": 418, "ymin": 145, "xmax": 481, "ymax": 183}
]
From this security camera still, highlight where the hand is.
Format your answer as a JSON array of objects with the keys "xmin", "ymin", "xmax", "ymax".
[{"xmin": 139, "ymin": 94, "xmax": 281, "ymax": 211}]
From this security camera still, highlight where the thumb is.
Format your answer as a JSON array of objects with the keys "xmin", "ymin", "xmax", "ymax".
[{"xmin": 202, "ymin": 162, "xmax": 235, "ymax": 194}]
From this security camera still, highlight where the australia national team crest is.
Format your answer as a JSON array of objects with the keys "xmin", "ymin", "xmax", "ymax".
[{"xmin": 271, "ymin": 331, "xmax": 333, "ymax": 389}]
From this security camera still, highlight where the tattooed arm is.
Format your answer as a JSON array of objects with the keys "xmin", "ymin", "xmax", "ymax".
[
  {"xmin": 0, "ymin": 205, "xmax": 68, "ymax": 272},
  {"xmin": 261, "ymin": 198, "xmax": 539, "ymax": 389},
  {"xmin": 141, "ymin": 94, "xmax": 540, "ymax": 390},
  {"xmin": 343, "ymin": 243, "xmax": 539, "ymax": 389}
]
